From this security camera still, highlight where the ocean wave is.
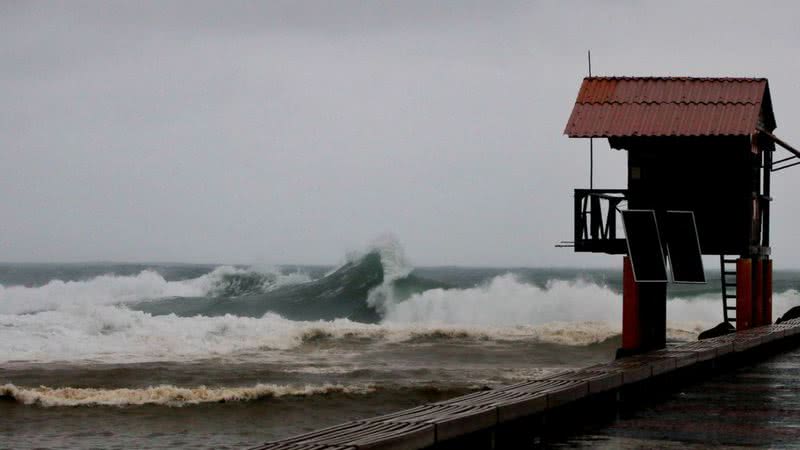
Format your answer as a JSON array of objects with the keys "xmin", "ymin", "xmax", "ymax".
[
  {"xmin": 206, "ymin": 269, "xmax": 312, "ymax": 298},
  {"xmin": 126, "ymin": 238, "xmax": 442, "ymax": 322},
  {"xmin": 3, "ymin": 238, "xmax": 800, "ymax": 364},
  {"xmin": 381, "ymin": 274, "xmax": 800, "ymax": 330},
  {"xmin": 0, "ymin": 266, "xmax": 310, "ymax": 315},
  {"xmin": 383, "ymin": 275, "xmax": 622, "ymax": 326},
  {"xmin": 0, "ymin": 303, "xmax": 722, "ymax": 363},
  {"xmin": 0, "ymin": 382, "xmax": 375, "ymax": 407},
  {"xmin": 382, "ymin": 273, "xmax": 743, "ymax": 327}
]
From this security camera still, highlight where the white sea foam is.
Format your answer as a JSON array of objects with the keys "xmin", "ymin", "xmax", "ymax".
[
  {"xmin": 0, "ymin": 266, "xmax": 309, "ymax": 315},
  {"xmin": 382, "ymin": 274, "xmax": 800, "ymax": 343},
  {"xmin": 3, "ymin": 261, "xmax": 798, "ymax": 363},
  {"xmin": 0, "ymin": 306, "xmax": 621, "ymax": 363},
  {"xmin": 381, "ymin": 273, "xmax": 747, "ymax": 328},
  {"xmin": 0, "ymin": 291, "xmax": 759, "ymax": 364},
  {"xmin": 0, "ymin": 307, "xmax": 365, "ymax": 363},
  {"xmin": 383, "ymin": 275, "xmax": 622, "ymax": 326},
  {"xmin": 0, "ymin": 382, "xmax": 375, "ymax": 407}
]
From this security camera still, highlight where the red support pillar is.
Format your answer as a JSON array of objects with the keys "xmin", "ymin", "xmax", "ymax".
[
  {"xmin": 736, "ymin": 258, "xmax": 753, "ymax": 330},
  {"xmin": 621, "ymin": 256, "xmax": 666, "ymax": 356},
  {"xmin": 622, "ymin": 256, "xmax": 641, "ymax": 351},
  {"xmin": 764, "ymin": 259, "xmax": 773, "ymax": 324},
  {"xmin": 754, "ymin": 259, "xmax": 764, "ymax": 326}
]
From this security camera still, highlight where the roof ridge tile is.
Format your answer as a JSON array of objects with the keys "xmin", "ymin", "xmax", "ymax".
[
  {"xmin": 576, "ymin": 100, "xmax": 761, "ymax": 106},
  {"xmin": 584, "ymin": 76, "xmax": 767, "ymax": 82}
]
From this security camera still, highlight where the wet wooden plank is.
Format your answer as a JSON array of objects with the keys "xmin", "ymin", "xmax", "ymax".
[
  {"xmin": 638, "ymin": 355, "xmax": 678, "ymax": 376},
  {"xmin": 588, "ymin": 359, "xmax": 650, "ymax": 384},
  {"xmin": 668, "ymin": 340, "xmax": 718, "ymax": 361},
  {"xmin": 776, "ymin": 322, "xmax": 800, "ymax": 336},
  {"xmin": 259, "ymin": 421, "xmax": 434, "ymax": 450},
  {"xmin": 763, "ymin": 330, "xmax": 781, "ymax": 342},
  {"xmin": 787, "ymin": 323, "xmax": 800, "ymax": 335},
  {"xmin": 694, "ymin": 334, "xmax": 736, "ymax": 356},
  {"xmin": 731, "ymin": 329, "xmax": 764, "ymax": 351},
  {"xmin": 436, "ymin": 388, "xmax": 530, "ymax": 407},
  {"xmin": 347, "ymin": 422, "xmax": 434, "ymax": 450},
  {"xmin": 494, "ymin": 392, "xmax": 549, "ymax": 424},
  {"xmin": 548, "ymin": 369, "xmax": 624, "ymax": 394},
  {"xmin": 252, "ymin": 443, "xmax": 355, "ymax": 450},
  {"xmin": 465, "ymin": 379, "xmax": 590, "ymax": 424},
  {"xmin": 551, "ymin": 344, "xmax": 800, "ymax": 448},
  {"xmin": 501, "ymin": 379, "xmax": 589, "ymax": 408},
  {"xmin": 649, "ymin": 349, "xmax": 699, "ymax": 368},
  {"xmin": 370, "ymin": 404, "xmax": 497, "ymax": 443},
  {"xmin": 435, "ymin": 388, "xmax": 548, "ymax": 424}
]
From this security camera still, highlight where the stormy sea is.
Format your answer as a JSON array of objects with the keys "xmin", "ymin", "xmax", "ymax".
[{"xmin": 2, "ymin": 239, "xmax": 800, "ymax": 449}]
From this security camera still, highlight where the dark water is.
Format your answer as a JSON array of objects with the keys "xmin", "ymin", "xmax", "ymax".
[{"xmin": 2, "ymin": 244, "xmax": 800, "ymax": 449}]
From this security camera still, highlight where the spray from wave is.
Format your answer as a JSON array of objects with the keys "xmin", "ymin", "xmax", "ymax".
[{"xmin": 364, "ymin": 235, "xmax": 413, "ymax": 315}]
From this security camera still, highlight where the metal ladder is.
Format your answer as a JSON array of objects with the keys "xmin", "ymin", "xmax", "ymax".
[{"xmin": 720, "ymin": 255, "xmax": 738, "ymax": 325}]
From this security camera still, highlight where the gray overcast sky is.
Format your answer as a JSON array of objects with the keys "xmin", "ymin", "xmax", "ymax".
[{"xmin": 2, "ymin": 1, "xmax": 800, "ymax": 267}]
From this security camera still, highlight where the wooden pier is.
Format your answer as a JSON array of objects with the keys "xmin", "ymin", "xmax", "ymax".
[
  {"xmin": 247, "ymin": 76, "xmax": 800, "ymax": 450},
  {"xmin": 250, "ymin": 318, "xmax": 800, "ymax": 450}
]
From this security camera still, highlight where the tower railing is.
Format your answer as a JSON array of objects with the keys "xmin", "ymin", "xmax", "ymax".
[{"xmin": 574, "ymin": 189, "xmax": 628, "ymax": 254}]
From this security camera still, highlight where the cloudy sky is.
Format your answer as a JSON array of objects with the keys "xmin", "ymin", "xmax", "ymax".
[{"xmin": 2, "ymin": 1, "xmax": 800, "ymax": 267}]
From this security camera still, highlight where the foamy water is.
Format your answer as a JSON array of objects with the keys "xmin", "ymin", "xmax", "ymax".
[
  {"xmin": 2, "ymin": 258, "xmax": 796, "ymax": 363},
  {"xmin": 0, "ymin": 383, "xmax": 376, "ymax": 407},
  {"xmin": 0, "ymin": 265, "xmax": 310, "ymax": 316},
  {"xmin": 3, "ymin": 241, "xmax": 799, "ymax": 416},
  {"xmin": 0, "ymin": 280, "xmax": 734, "ymax": 364},
  {"xmin": 3, "ymin": 247, "xmax": 799, "ymax": 450}
]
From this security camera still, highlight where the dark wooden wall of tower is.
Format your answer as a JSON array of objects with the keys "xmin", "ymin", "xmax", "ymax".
[{"xmin": 609, "ymin": 135, "xmax": 764, "ymax": 257}]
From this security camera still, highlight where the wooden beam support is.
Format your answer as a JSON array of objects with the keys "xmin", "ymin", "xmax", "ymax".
[{"xmin": 759, "ymin": 128, "xmax": 800, "ymax": 159}]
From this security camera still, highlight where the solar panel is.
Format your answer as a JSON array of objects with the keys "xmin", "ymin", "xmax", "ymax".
[
  {"xmin": 664, "ymin": 211, "xmax": 706, "ymax": 284},
  {"xmin": 621, "ymin": 210, "xmax": 668, "ymax": 283}
]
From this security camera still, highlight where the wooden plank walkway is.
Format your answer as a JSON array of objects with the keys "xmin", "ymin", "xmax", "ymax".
[
  {"xmin": 547, "ymin": 332, "xmax": 800, "ymax": 447},
  {"xmin": 250, "ymin": 319, "xmax": 800, "ymax": 450}
]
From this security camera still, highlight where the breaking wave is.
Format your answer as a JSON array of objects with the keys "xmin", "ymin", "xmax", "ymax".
[
  {"xmin": 0, "ymin": 308, "xmax": 622, "ymax": 363},
  {"xmin": 0, "ymin": 383, "xmax": 375, "ymax": 407},
  {"xmin": 383, "ymin": 273, "xmax": 744, "ymax": 339},
  {"xmin": 131, "ymin": 237, "xmax": 445, "ymax": 322},
  {"xmin": 3, "ymin": 237, "xmax": 799, "ymax": 364},
  {"xmin": 3, "ymin": 289, "xmax": 780, "ymax": 363}
]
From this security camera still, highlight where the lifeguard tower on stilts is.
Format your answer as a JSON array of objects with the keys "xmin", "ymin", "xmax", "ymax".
[{"xmin": 562, "ymin": 77, "xmax": 800, "ymax": 356}]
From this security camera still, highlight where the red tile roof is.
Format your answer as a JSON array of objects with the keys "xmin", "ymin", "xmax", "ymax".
[{"xmin": 564, "ymin": 77, "xmax": 775, "ymax": 137}]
